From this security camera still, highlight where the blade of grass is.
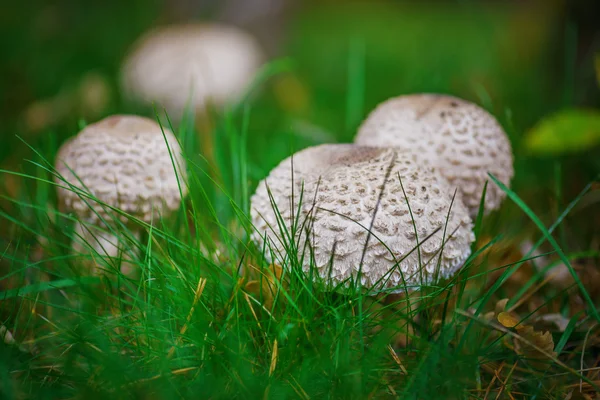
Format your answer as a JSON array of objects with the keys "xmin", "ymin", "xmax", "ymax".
[{"xmin": 488, "ymin": 173, "xmax": 599, "ymax": 322}]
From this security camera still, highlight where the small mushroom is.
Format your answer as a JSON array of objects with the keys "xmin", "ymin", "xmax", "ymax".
[
  {"xmin": 250, "ymin": 144, "xmax": 475, "ymax": 293},
  {"xmin": 54, "ymin": 115, "xmax": 188, "ymax": 275},
  {"xmin": 121, "ymin": 23, "xmax": 265, "ymax": 121},
  {"xmin": 355, "ymin": 94, "xmax": 514, "ymax": 217}
]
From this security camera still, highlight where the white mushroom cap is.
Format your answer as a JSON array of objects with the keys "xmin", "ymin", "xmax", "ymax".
[
  {"xmin": 355, "ymin": 94, "xmax": 514, "ymax": 217},
  {"xmin": 121, "ymin": 23, "xmax": 264, "ymax": 120},
  {"xmin": 250, "ymin": 144, "xmax": 475, "ymax": 293},
  {"xmin": 55, "ymin": 115, "xmax": 188, "ymax": 225}
]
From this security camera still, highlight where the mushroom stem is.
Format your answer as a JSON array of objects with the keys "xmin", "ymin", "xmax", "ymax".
[
  {"xmin": 195, "ymin": 108, "xmax": 219, "ymax": 181},
  {"xmin": 383, "ymin": 292, "xmax": 421, "ymax": 347},
  {"xmin": 71, "ymin": 221, "xmax": 141, "ymax": 278}
]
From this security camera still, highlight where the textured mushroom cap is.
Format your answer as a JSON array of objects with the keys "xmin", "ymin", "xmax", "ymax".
[
  {"xmin": 250, "ymin": 144, "xmax": 475, "ymax": 293},
  {"xmin": 55, "ymin": 115, "xmax": 188, "ymax": 224},
  {"xmin": 121, "ymin": 23, "xmax": 264, "ymax": 120},
  {"xmin": 355, "ymin": 94, "xmax": 514, "ymax": 217}
]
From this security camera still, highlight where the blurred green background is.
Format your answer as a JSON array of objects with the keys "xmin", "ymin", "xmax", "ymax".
[{"xmin": 1, "ymin": 0, "xmax": 599, "ymax": 238}]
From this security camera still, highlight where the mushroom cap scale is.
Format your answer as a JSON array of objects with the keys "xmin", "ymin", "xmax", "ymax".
[
  {"xmin": 121, "ymin": 23, "xmax": 264, "ymax": 120},
  {"xmin": 55, "ymin": 115, "xmax": 188, "ymax": 225},
  {"xmin": 250, "ymin": 144, "xmax": 475, "ymax": 293},
  {"xmin": 355, "ymin": 94, "xmax": 514, "ymax": 217}
]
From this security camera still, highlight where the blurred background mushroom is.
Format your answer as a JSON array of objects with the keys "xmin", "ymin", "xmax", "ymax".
[
  {"xmin": 120, "ymin": 22, "xmax": 265, "ymax": 175},
  {"xmin": 120, "ymin": 23, "xmax": 265, "ymax": 123}
]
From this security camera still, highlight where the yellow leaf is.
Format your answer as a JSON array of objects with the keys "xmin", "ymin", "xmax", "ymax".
[
  {"xmin": 498, "ymin": 311, "xmax": 520, "ymax": 328},
  {"xmin": 525, "ymin": 109, "xmax": 600, "ymax": 155}
]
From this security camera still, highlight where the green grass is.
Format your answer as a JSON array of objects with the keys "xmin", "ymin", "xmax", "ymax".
[
  {"xmin": 1, "ymin": 87, "xmax": 599, "ymax": 398},
  {"xmin": 1, "ymin": 1, "xmax": 600, "ymax": 399}
]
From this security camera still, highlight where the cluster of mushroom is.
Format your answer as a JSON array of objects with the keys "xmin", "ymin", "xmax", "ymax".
[
  {"xmin": 250, "ymin": 94, "xmax": 514, "ymax": 294},
  {"xmin": 53, "ymin": 21, "xmax": 266, "ymax": 276}
]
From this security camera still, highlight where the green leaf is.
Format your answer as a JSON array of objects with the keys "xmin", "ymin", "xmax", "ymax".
[{"xmin": 525, "ymin": 109, "xmax": 600, "ymax": 155}]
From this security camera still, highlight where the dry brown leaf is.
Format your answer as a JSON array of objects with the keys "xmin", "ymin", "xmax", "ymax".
[
  {"xmin": 244, "ymin": 264, "xmax": 284, "ymax": 309},
  {"xmin": 495, "ymin": 298, "xmax": 509, "ymax": 314},
  {"xmin": 514, "ymin": 324, "xmax": 557, "ymax": 370},
  {"xmin": 0, "ymin": 325, "xmax": 16, "ymax": 345},
  {"xmin": 481, "ymin": 312, "xmax": 494, "ymax": 322},
  {"xmin": 244, "ymin": 280, "xmax": 261, "ymax": 294},
  {"xmin": 476, "ymin": 235, "xmax": 537, "ymax": 298},
  {"xmin": 498, "ymin": 309, "xmax": 557, "ymax": 370}
]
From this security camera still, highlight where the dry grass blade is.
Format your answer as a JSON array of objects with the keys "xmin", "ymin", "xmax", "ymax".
[
  {"xmin": 244, "ymin": 293, "xmax": 263, "ymax": 331},
  {"xmin": 269, "ymin": 339, "xmax": 278, "ymax": 377},
  {"xmin": 494, "ymin": 362, "xmax": 518, "ymax": 400},
  {"xmin": 167, "ymin": 276, "xmax": 207, "ymax": 359},
  {"xmin": 287, "ymin": 375, "xmax": 311, "ymax": 400},
  {"xmin": 456, "ymin": 309, "xmax": 597, "ymax": 390},
  {"xmin": 126, "ymin": 366, "xmax": 200, "ymax": 387},
  {"xmin": 580, "ymin": 324, "xmax": 597, "ymax": 392},
  {"xmin": 387, "ymin": 344, "xmax": 407, "ymax": 375}
]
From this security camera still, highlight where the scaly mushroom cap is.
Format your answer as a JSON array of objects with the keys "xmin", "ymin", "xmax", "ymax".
[
  {"xmin": 55, "ymin": 115, "xmax": 188, "ymax": 224},
  {"xmin": 250, "ymin": 144, "xmax": 475, "ymax": 293},
  {"xmin": 355, "ymin": 94, "xmax": 514, "ymax": 217},
  {"xmin": 121, "ymin": 23, "xmax": 264, "ymax": 120}
]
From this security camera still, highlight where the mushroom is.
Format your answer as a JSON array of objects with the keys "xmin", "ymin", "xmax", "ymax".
[
  {"xmin": 250, "ymin": 144, "xmax": 475, "ymax": 293},
  {"xmin": 121, "ymin": 23, "xmax": 265, "ymax": 121},
  {"xmin": 54, "ymin": 115, "xmax": 188, "ymax": 275},
  {"xmin": 354, "ymin": 94, "xmax": 514, "ymax": 217}
]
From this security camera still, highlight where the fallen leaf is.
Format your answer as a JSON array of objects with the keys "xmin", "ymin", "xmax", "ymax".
[
  {"xmin": 514, "ymin": 324, "xmax": 557, "ymax": 370},
  {"xmin": 243, "ymin": 264, "xmax": 284, "ymax": 309},
  {"xmin": 498, "ymin": 310, "xmax": 557, "ymax": 370},
  {"xmin": 495, "ymin": 298, "xmax": 509, "ymax": 314},
  {"xmin": 525, "ymin": 109, "xmax": 600, "ymax": 155},
  {"xmin": 498, "ymin": 311, "xmax": 520, "ymax": 328},
  {"xmin": 0, "ymin": 325, "xmax": 16, "ymax": 345}
]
